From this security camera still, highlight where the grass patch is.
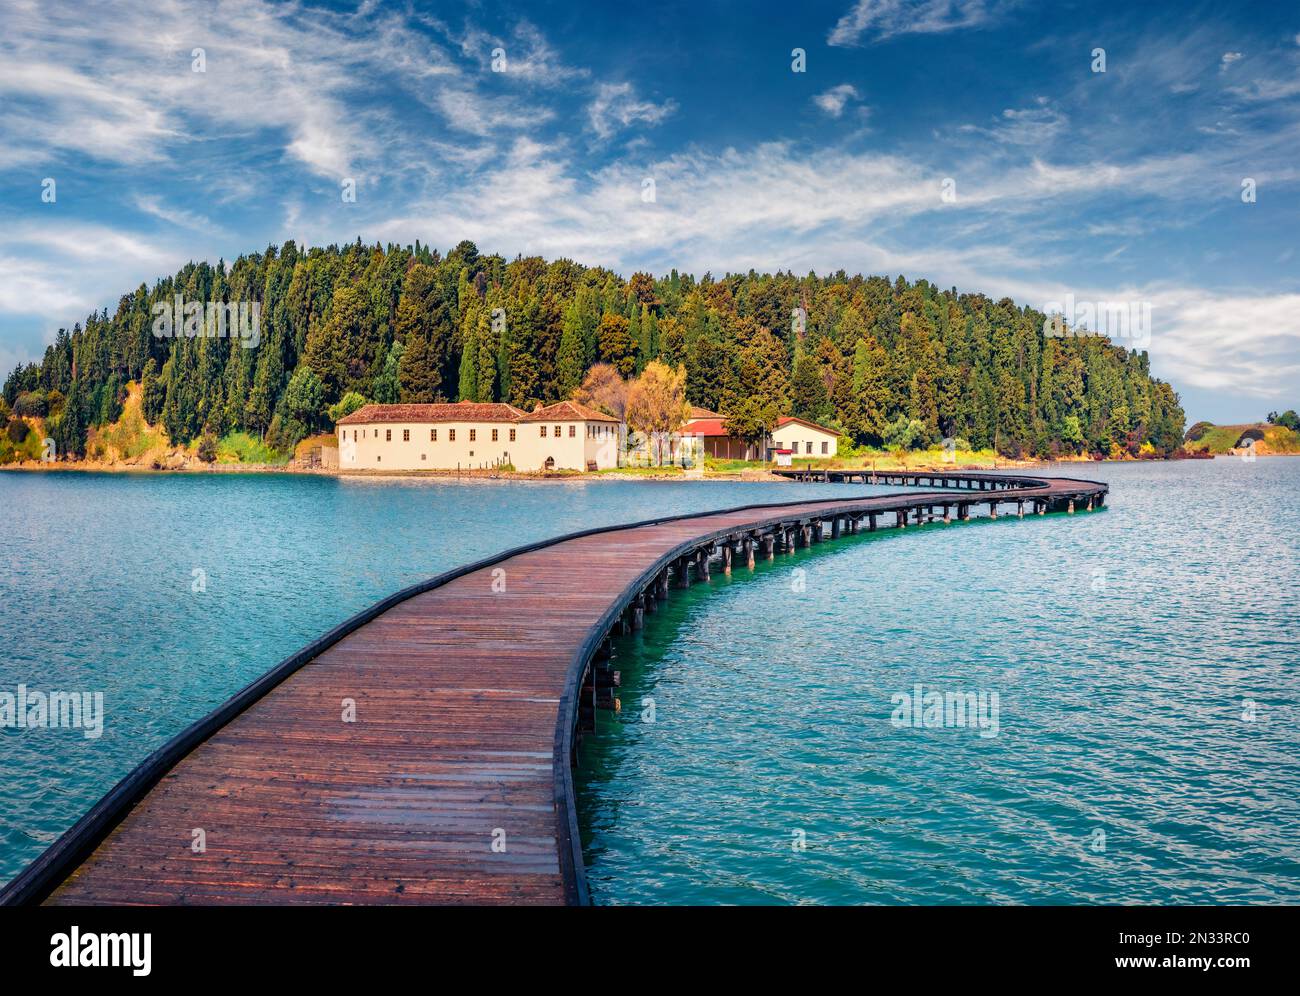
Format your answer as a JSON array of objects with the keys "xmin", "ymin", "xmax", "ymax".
[
  {"xmin": 93, "ymin": 392, "xmax": 165, "ymax": 460},
  {"xmin": 0, "ymin": 420, "xmax": 45, "ymax": 463},
  {"xmin": 1184, "ymin": 423, "xmax": 1300, "ymax": 455},
  {"xmin": 705, "ymin": 446, "xmax": 1004, "ymax": 474},
  {"xmin": 217, "ymin": 431, "xmax": 289, "ymax": 465},
  {"xmin": 595, "ymin": 464, "xmax": 686, "ymax": 475}
]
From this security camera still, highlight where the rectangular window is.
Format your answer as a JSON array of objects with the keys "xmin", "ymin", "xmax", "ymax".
[
  {"xmin": 491, "ymin": 428, "xmax": 498, "ymax": 441},
  {"xmin": 554, "ymin": 425, "xmax": 561, "ymax": 438},
  {"xmin": 386, "ymin": 429, "xmax": 392, "ymax": 442},
  {"xmin": 403, "ymin": 429, "xmax": 410, "ymax": 442},
  {"xmin": 805, "ymin": 441, "xmax": 812, "ymax": 454},
  {"xmin": 541, "ymin": 425, "xmax": 547, "ymax": 437},
  {"xmin": 568, "ymin": 425, "xmax": 576, "ymax": 438},
  {"xmin": 470, "ymin": 429, "xmax": 476, "ymax": 442},
  {"xmin": 509, "ymin": 428, "xmax": 516, "ymax": 442},
  {"xmin": 353, "ymin": 430, "xmax": 357, "ymax": 441},
  {"xmin": 449, "ymin": 429, "xmax": 456, "ymax": 441},
  {"xmin": 431, "ymin": 428, "xmax": 437, "ymax": 441},
  {"xmin": 821, "ymin": 441, "xmax": 828, "ymax": 454}
]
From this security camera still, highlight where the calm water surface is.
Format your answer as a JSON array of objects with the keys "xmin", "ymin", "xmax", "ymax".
[
  {"xmin": 0, "ymin": 471, "xmax": 848, "ymax": 884},
  {"xmin": 577, "ymin": 459, "xmax": 1300, "ymax": 903},
  {"xmin": 2, "ymin": 462, "xmax": 1297, "ymax": 903}
]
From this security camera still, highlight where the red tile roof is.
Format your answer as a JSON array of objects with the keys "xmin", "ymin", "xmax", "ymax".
[
  {"xmin": 681, "ymin": 418, "xmax": 729, "ymax": 437},
  {"xmin": 336, "ymin": 399, "xmax": 622, "ymax": 426},
  {"xmin": 336, "ymin": 402, "xmax": 527, "ymax": 425},
  {"xmin": 681, "ymin": 414, "xmax": 840, "ymax": 438},
  {"xmin": 517, "ymin": 400, "xmax": 620, "ymax": 423},
  {"xmin": 687, "ymin": 406, "xmax": 721, "ymax": 420}
]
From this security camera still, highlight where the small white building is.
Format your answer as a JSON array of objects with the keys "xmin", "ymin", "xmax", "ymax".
[
  {"xmin": 677, "ymin": 408, "xmax": 841, "ymax": 462},
  {"xmin": 770, "ymin": 416, "xmax": 839, "ymax": 459},
  {"xmin": 336, "ymin": 400, "xmax": 623, "ymax": 472}
]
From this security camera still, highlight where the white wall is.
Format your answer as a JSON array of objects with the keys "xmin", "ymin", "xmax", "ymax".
[
  {"xmin": 337, "ymin": 419, "xmax": 621, "ymax": 471},
  {"xmin": 772, "ymin": 423, "xmax": 838, "ymax": 458}
]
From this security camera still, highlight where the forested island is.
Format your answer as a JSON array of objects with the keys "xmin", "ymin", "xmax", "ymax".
[{"xmin": 2, "ymin": 239, "xmax": 1185, "ymax": 466}]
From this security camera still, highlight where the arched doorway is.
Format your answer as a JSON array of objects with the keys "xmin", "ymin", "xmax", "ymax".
[{"xmin": 544, "ymin": 456, "xmax": 555, "ymax": 471}]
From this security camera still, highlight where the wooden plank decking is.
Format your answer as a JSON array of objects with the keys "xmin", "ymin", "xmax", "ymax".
[{"xmin": 2, "ymin": 472, "xmax": 1106, "ymax": 906}]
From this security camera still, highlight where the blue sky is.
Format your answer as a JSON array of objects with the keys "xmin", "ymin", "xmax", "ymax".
[{"xmin": 1, "ymin": 0, "xmax": 1297, "ymax": 423}]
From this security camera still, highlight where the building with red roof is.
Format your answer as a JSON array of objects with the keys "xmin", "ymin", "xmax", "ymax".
[{"xmin": 334, "ymin": 399, "xmax": 624, "ymax": 472}]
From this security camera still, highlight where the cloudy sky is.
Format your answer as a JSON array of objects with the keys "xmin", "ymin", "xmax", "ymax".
[{"xmin": 1, "ymin": 0, "xmax": 1297, "ymax": 422}]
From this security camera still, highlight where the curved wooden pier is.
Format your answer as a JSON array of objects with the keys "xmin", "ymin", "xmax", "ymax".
[{"xmin": 2, "ymin": 471, "xmax": 1106, "ymax": 906}]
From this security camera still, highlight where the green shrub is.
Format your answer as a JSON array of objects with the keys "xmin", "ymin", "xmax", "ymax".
[
  {"xmin": 215, "ymin": 431, "xmax": 287, "ymax": 465},
  {"xmin": 14, "ymin": 391, "xmax": 47, "ymax": 417},
  {"xmin": 267, "ymin": 414, "xmax": 308, "ymax": 454},
  {"xmin": 883, "ymin": 416, "xmax": 928, "ymax": 450},
  {"xmin": 328, "ymin": 392, "xmax": 368, "ymax": 424},
  {"xmin": 1236, "ymin": 427, "xmax": 1265, "ymax": 445}
]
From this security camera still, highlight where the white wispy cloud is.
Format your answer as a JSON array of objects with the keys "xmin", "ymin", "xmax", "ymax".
[
  {"xmin": 813, "ymin": 84, "xmax": 863, "ymax": 117},
  {"xmin": 959, "ymin": 99, "xmax": 1066, "ymax": 145},
  {"xmin": 587, "ymin": 83, "xmax": 677, "ymax": 140},
  {"xmin": 132, "ymin": 195, "xmax": 222, "ymax": 234},
  {"xmin": 2, "ymin": 0, "xmax": 1297, "ymax": 418},
  {"xmin": 1143, "ymin": 288, "xmax": 1300, "ymax": 395},
  {"xmin": 828, "ymin": 0, "xmax": 1012, "ymax": 46}
]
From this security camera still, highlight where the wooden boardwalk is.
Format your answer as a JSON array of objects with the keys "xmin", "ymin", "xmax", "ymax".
[{"xmin": 2, "ymin": 471, "xmax": 1106, "ymax": 906}]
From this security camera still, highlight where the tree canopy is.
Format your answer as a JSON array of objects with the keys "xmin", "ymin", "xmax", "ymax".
[{"xmin": 3, "ymin": 239, "xmax": 1185, "ymax": 460}]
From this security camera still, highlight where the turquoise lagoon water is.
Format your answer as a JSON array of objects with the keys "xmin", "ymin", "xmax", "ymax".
[
  {"xmin": 0, "ymin": 471, "xmax": 852, "ymax": 885},
  {"xmin": 2, "ymin": 461, "xmax": 1297, "ymax": 903},
  {"xmin": 577, "ymin": 458, "xmax": 1300, "ymax": 903}
]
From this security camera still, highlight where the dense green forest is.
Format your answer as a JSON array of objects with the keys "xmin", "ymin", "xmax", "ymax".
[{"xmin": 2, "ymin": 238, "xmax": 1185, "ymax": 460}]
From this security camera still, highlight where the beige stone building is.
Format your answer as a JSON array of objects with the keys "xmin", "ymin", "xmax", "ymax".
[{"xmin": 335, "ymin": 400, "xmax": 623, "ymax": 472}]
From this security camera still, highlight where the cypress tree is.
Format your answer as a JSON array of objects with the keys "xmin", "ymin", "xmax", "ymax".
[{"xmin": 458, "ymin": 317, "xmax": 479, "ymax": 402}]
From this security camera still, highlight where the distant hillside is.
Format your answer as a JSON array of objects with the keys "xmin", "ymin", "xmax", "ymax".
[
  {"xmin": 1184, "ymin": 421, "xmax": 1300, "ymax": 455},
  {"xmin": 4, "ymin": 238, "xmax": 1185, "ymax": 462}
]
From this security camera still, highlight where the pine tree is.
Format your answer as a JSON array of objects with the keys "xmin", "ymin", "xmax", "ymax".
[
  {"xmin": 850, "ymin": 335, "xmax": 889, "ymax": 444},
  {"xmin": 374, "ymin": 342, "xmax": 403, "ymax": 403},
  {"xmin": 790, "ymin": 349, "xmax": 829, "ymax": 423},
  {"xmin": 398, "ymin": 331, "xmax": 437, "ymax": 402}
]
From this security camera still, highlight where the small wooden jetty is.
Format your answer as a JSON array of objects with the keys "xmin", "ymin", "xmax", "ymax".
[{"xmin": 1, "ymin": 471, "xmax": 1106, "ymax": 906}]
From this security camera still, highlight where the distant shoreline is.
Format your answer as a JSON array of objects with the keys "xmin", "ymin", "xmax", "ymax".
[{"xmin": 2, "ymin": 451, "xmax": 1265, "ymax": 483}]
